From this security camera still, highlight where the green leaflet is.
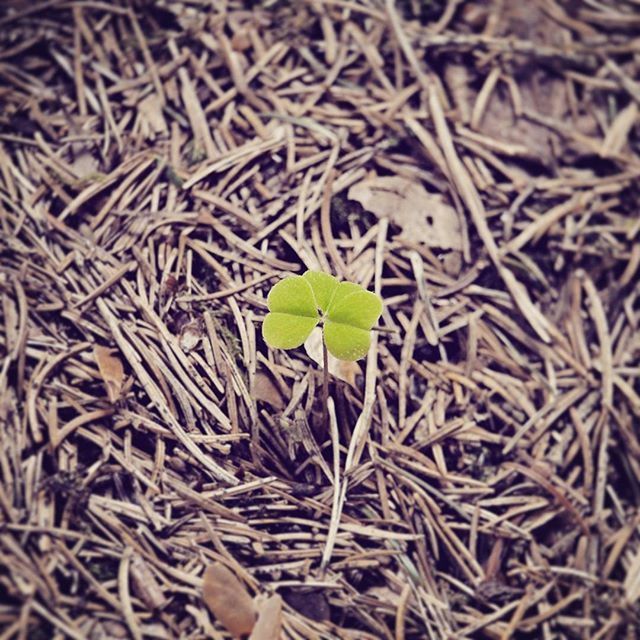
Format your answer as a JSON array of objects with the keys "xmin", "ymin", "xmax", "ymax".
[
  {"xmin": 326, "ymin": 281, "xmax": 362, "ymax": 310},
  {"xmin": 326, "ymin": 289, "xmax": 383, "ymax": 330},
  {"xmin": 267, "ymin": 275, "xmax": 317, "ymax": 317},
  {"xmin": 303, "ymin": 271, "xmax": 339, "ymax": 313},
  {"xmin": 262, "ymin": 271, "xmax": 383, "ymax": 362},
  {"xmin": 262, "ymin": 313, "xmax": 319, "ymax": 349},
  {"xmin": 323, "ymin": 321, "xmax": 371, "ymax": 361}
]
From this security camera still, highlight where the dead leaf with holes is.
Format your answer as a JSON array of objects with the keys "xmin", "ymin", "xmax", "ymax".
[
  {"xmin": 304, "ymin": 328, "xmax": 361, "ymax": 388},
  {"xmin": 348, "ymin": 175, "xmax": 463, "ymax": 250},
  {"xmin": 202, "ymin": 562, "xmax": 256, "ymax": 638},
  {"xmin": 93, "ymin": 346, "xmax": 125, "ymax": 403}
]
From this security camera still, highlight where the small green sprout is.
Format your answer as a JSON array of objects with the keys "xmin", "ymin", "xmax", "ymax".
[{"xmin": 262, "ymin": 271, "xmax": 383, "ymax": 361}]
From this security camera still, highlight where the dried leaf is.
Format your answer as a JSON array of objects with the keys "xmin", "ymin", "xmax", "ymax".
[
  {"xmin": 179, "ymin": 320, "xmax": 202, "ymax": 353},
  {"xmin": 87, "ymin": 620, "xmax": 129, "ymax": 639},
  {"xmin": 93, "ymin": 346, "xmax": 124, "ymax": 403},
  {"xmin": 282, "ymin": 588, "xmax": 329, "ymax": 622},
  {"xmin": 249, "ymin": 594, "xmax": 282, "ymax": 640},
  {"xmin": 254, "ymin": 373, "xmax": 285, "ymax": 410},
  {"xmin": 71, "ymin": 148, "xmax": 100, "ymax": 181},
  {"xmin": 478, "ymin": 76, "xmax": 566, "ymax": 163},
  {"xmin": 601, "ymin": 102, "xmax": 638, "ymax": 157},
  {"xmin": 445, "ymin": 62, "xmax": 472, "ymax": 123},
  {"xmin": 624, "ymin": 547, "xmax": 640, "ymax": 604},
  {"xmin": 202, "ymin": 562, "xmax": 256, "ymax": 638},
  {"xmin": 130, "ymin": 554, "xmax": 166, "ymax": 610},
  {"xmin": 366, "ymin": 585, "xmax": 403, "ymax": 607},
  {"xmin": 304, "ymin": 328, "xmax": 361, "ymax": 388},
  {"xmin": 348, "ymin": 175, "xmax": 463, "ymax": 250},
  {"xmin": 476, "ymin": 3, "xmax": 600, "ymax": 162},
  {"xmin": 138, "ymin": 94, "xmax": 168, "ymax": 137}
]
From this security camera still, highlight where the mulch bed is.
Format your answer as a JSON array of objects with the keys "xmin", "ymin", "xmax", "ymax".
[{"xmin": 1, "ymin": 0, "xmax": 639, "ymax": 638}]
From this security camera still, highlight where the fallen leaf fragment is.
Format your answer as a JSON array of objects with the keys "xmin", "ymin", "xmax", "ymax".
[
  {"xmin": 254, "ymin": 373, "xmax": 285, "ymax": 410},
  {"xmin": 138, "ymin": 93, "xmax": 168, "ymax": 137},
  {"xmin": 130, "ymin": 554, "xmax": 166, "ymax": 610},
  {"xmin": 601, "ymin": 101, "xmax": 638, "ymax": 157},
  {"xmin": 202, "ymin": 562, "xmax": 256, "ymax": 638},
  {"xmin": 348, "ymin": 175, "xmax": 463, "ymax": 250},
  {"xmin": 249, "ymin": 594, "xmax": 282, "ymax": 640},
  {"xmin": 71, "ymin": 147, "xmax": 100, "ymax": 181},
  {"xmin": 179, "ymin": 319, "xmax": 202, "ymax": 353},
  {"xmin": 304, "ymin": 328, "xmax": 361, "ymax": 388},
  {"xmin": 365, "ymin": 585, "xmax": 404, "ymax": 607},
  {"xmin": 624, "ymin": 547, "xmax": 640, "ymax": 604},
  {"xmin": 94, "ymin": 345, "xmax": 125, "ymax": 403},
  {"xmin": 282, "ymin": 588, "xmax": 330, "ymax": 622}
]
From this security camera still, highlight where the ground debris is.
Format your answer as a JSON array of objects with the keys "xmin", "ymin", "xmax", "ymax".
[{"xmin": 0, "ymin": 0, "xmax": 638, "ymax": 638}]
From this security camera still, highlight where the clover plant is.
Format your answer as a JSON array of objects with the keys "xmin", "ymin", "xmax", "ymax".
[{"xmin": 262, "ymin": 271, "xmax": 383, "ymax": 361}]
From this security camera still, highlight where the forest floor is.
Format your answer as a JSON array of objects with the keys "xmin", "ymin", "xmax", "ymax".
[{"xmin": 1, "ymin": 1, "xmax": 640, "ymax": 639}]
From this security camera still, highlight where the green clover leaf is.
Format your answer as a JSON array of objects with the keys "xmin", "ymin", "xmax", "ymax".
[
  {"xmin": 262, "ymin": 271, "xmax": 383, "ymax": 361},
  {"xmin": 262, "ymin": 276, "xmax": 319, "ymax": 349}
]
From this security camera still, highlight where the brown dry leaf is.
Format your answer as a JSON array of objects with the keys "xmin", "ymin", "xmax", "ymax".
[
  {"xmin": 249, "ymin": 594, "xmax": 282, "ymax": 640},
  {"xmin": 348, "ymin": 175, "xmax": 463, "ymax": 250},
  {"xmin": 254, "ymin": 373, "xmax": 285, "ymax": 410},
  {"xmin": 304, "ymin": 328, "xmax": 361, "ymax": 388},
  {"xmin": 477, "ymin": 73, "xmax": 576, "ymax": 163},
  {"xmin": 202, "ymin": 562, "xmax": 256, "ymax": 638},
  {"xmin": 476, "ymin": 3, "xmax": 600, "ymax": 163},
  {"xmin": 93, "ymin": 345, "xmax": 124, "ymax": 403}
]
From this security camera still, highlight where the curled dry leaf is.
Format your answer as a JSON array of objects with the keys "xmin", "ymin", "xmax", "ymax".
[
  {"xmin": 93, "ymin": 345, "xmax": 125, "ymax": 403},
  {"xmin": 202, "ymin": 562, "xmax": 256, "ymax": 638},
  {"xmin": 348, "ymin": 175, "xmax": 463, "ymax": 251},
  {"xmin": 304, "ymin": 328, "xmax": 361, "ymax": 388},
  {"xmin": 249, "ymin": 594, "xmax": 282, "ymax": 640}
]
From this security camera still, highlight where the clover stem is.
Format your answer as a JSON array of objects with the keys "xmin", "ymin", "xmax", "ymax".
[{"xmin": 322, "ymin": 335, "xmax": 329, "ymax": 435}]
